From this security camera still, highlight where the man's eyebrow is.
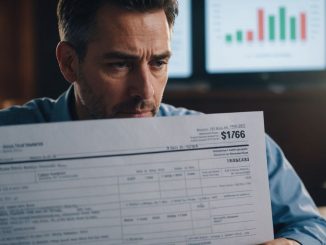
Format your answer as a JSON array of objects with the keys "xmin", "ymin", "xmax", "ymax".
[
  {"xmin": 101, "ymin": 51, "xmax": 172, "ymax": 60},
  {"xmin": 152, "ymin": 51, "xmax": 172, "ymax": 60},
  {"xmin": 102, "ymin": 52, "xmax": 138, "ymax": 60}
]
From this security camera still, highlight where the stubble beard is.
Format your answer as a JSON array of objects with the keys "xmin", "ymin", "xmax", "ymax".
[{"xmin": 76, "ymin": 73, "xmax": 158, "ymax": 119}]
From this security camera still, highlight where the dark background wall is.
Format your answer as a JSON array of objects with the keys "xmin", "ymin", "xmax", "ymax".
[
  {"xmin": 0, "ymin": 0, "xmax": 325, "ymax": 206},
  {"xmin": 34, "ymin": 0, "xmax": 69, "ymax": 98}
]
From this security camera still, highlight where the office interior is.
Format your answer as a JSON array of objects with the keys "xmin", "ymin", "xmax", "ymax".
[{"xmin": 0, "ymin": 0, "xmax": 325, "ymax": 216}]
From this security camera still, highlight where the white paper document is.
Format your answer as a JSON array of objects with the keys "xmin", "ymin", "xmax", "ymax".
[{"xmin": 0, "ymin": 112, "xmax": 273, "ymax": 244}]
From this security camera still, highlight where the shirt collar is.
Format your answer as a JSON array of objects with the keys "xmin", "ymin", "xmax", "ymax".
[{"xmin": 50, "ymin": 85, "xmax": 74, "ymax": 122}]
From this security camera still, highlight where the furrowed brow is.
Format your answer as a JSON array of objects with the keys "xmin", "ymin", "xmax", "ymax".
[
  {"xmin": 101, "ymin": 51, "xmax": 172, "ymax": 60},
  {"xmin": 102, "ymin": 52, "xmax": 139, "ymax": 60},
  {"xmin": 153, "ymin": 51, "xmax": 172, "ymax": 60}
]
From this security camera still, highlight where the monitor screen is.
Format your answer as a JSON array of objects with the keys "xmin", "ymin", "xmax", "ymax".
[
  {"xmin": 205, "ymin": 0, "xmax": 326, "ymax": 74},
  {"xmin": 168, "ymin": 0, "xmax": 192, "ymax": 78}
]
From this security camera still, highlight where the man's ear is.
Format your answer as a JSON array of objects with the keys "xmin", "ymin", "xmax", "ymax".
[{"xmin": 56, "ymin": 41, "xmax": 79, "ymax": 83}]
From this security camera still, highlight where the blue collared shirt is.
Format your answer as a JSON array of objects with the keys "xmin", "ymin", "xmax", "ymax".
[{"xmin": 1, "ymin": 86, "xmax": 326, "ymax": 244}]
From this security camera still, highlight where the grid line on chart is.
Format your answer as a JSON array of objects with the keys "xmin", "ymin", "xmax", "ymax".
[
  {"xmin": 117, "ymin": 176, "xmax": 124, "ymax": 240},
  {"xmin": 2, "ymin": 171, "xmax": 251, "ymax": 196},
  {"xmin": 3, "ymin": 189, "xmax": 253, "ymax": 205},
  {"xmin": 2, "ymin": 144, "xmax": 250, "ymax": 165}
]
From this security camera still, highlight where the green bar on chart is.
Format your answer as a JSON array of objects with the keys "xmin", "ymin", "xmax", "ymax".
[
  {"xmin": 290, "ymin": 17, "xmax": 296, "ymax": 40},
  {"xmin": 236, "ymin": 31, "xmax": 243, "ymax": 42},
  {"xmin": 226, "ymin": 34, "xmax": 232, "ymax": 43},
  {"xmin": 269, "ymin": 15, "xmax": 275, "ymax": 41},
  {"xmin": 279, "ymin": 7, "xmax": 286, "ymax": 40}
]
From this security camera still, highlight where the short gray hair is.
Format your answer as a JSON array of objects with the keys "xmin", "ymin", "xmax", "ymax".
[{"xmin": 57, "ymin": 0, "xmax": 179, "ymax": 60}]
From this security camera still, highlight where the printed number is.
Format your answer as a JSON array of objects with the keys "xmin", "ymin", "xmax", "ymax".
[{"xmin": 221, "ymin": 130, "xmax": 246, "ymax": 140}]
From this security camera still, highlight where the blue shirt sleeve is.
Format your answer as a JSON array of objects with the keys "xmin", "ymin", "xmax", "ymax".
[
  {"xmin": 266, "ymin": 135, "xmax": 326, "ymax": 244},
  {"xmin": 0, "ymin": 87, "xmax": 72, "ymax": 126}
]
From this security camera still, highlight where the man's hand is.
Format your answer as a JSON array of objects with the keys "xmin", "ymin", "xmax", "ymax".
[{"xmin": 260, "ymin": 238, "xmax": 300, "ymax": 245}]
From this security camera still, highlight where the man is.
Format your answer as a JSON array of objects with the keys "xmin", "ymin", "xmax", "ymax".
[{"xmin": 0, "ymin": 0, "xmax": 325, "ymax": 244}]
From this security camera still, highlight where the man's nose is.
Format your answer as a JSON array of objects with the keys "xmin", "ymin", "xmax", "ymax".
[{"xmin": 129, "ymin": 65, "xmax": 155, "ymax": 100}]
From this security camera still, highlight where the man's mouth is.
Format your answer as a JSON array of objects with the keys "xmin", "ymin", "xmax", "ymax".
[
  {"xmin": 112, "ymin": 98, "xmax": 157, "ymax": 118},
  {"xmin": 115, "ymin": 110, "xmax": 154, "ymax": 118}
]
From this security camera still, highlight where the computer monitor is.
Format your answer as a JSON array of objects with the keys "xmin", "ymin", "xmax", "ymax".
[
  {"xmin": 201, "ymin": 0, "xmax": 326, "ymax": 88},
  {"xmin": 205, "ymin": 0, "xmax": 326, "ymax": 74},
  {"xmin": 168, "ymin": 0, "xmax": 192, "ymax": 79}
]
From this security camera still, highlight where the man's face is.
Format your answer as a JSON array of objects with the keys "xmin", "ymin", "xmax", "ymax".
[{"xmin": 74, "ymin": 5, "xmax": 172, "ymax": 119}]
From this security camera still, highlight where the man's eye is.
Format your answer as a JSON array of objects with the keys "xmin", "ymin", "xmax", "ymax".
[
  {"xmin": 109, "ymin": 62, "xmax": 130, "ymax": 69},
  {"xmin": 151, "ymin": 60, "xmax": 168, "ymax": 68}
]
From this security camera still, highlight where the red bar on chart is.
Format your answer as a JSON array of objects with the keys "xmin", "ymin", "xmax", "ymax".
[
  {"xmin": 247, "ymin": 31, "xmax": 254, "ymax": 42},
  {"xmin": 258, "ymin": 9, "xmax": 264, "ymax": 41},
  {"xmin": 300, "ymin": 12, "xmax": 307, "ymax": 41}
]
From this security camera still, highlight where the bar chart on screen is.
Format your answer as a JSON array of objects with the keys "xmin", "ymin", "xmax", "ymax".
[
  {"xmin": 225, "ymin": 7, "xmax": 307, "ymax": 43},
  {"xmin": 205, "ymin": 0, "xmax": 326, "ymax": 73}
]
